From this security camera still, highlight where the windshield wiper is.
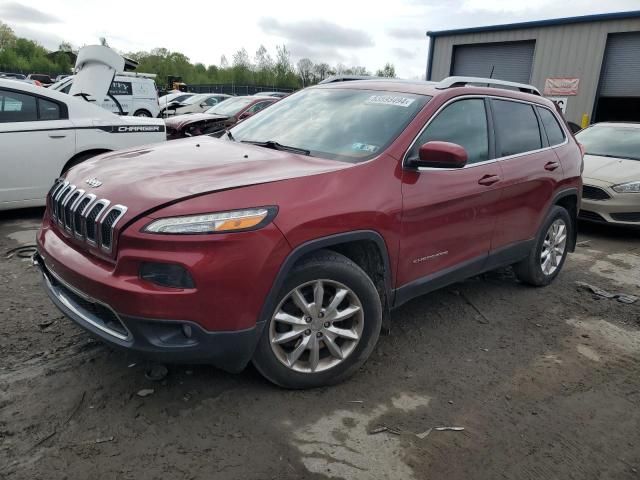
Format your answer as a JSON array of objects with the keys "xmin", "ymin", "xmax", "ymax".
[
  {"xmin": 241, "ymin": 140, "xmax": 310, "ymax": 156},
  {"xmin": 226, "ymin": 130, "xmax": 236, "ymax": 141}
]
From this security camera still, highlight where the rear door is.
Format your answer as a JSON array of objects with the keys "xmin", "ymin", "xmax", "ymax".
[
  {"xmin": 0, "ymin": 88, "xmax": 75, "ymax": 205},
  {"xmin": 398, "ymin": 97, "xmax": 503, "ymax": 291},
  {"xmin": 490, "ymin": 98, "xmax": 565, "ymax": 248}
]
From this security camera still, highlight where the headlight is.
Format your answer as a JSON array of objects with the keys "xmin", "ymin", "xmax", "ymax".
[
  {"xmin": 143, "ymin": 207, "xmax": 277, "ymax": 234},
  {"xmin": 612, "ymin": 181, "xmax": 640, "ymax": 193}
]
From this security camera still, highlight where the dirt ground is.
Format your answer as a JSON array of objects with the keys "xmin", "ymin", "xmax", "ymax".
[{"xmin": 1, "ymin": 208, "xmax": 639, "ymax": 480}]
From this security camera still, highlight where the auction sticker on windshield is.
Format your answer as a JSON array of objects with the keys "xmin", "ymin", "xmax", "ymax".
[{"xmin": 365, "ymin": 95, "xmax": 415, "ymax": 107}]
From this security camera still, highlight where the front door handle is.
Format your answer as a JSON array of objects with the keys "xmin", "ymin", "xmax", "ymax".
[
  {"xmin": 48, "ymin": 134, "xmax": 67, "ymax": 139},
  {"xmin": 478, "ymin": 174, "xmax": 500, "ymax": 186},
  {"xmin": 544, "ymin": 161, "xmax": 560, "ymax": 171}
]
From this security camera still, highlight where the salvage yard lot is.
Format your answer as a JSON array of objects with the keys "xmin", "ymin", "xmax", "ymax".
[{"xmin": 1, "ymin": 209, "xmax": 639, "ymax": 480}]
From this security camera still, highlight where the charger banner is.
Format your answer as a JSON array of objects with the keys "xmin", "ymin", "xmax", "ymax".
[{"xmin": 544, "ymin": 78, "xmax": 580, "ymax": 96}]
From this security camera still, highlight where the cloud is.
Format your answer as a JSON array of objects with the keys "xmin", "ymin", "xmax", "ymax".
[
  {"xmin": 392, "ymin": 47, "xmax": 418, "ymax": 60},
  {"xmin": 287, "ymin": 42, "xmax": 347, "ymax": 64},
  {"xmin": 259, "ymin": 17, "xmax": 374, "ymax": 48},
  {"xmin": 9, "ymin": 24, "xmax": 64, "ymax": 49},
  {"xmin": 0, "ymin": 2, "xmax": 60, "ymax": 24},
  {"xmin": 387, "ymin": 27, "xmax": 425, "ymax": 40}
]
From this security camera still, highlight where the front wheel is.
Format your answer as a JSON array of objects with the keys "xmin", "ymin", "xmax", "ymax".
[
  {"xmin": 133, "ymin": 109, "xmax": 151, "ymax": 117},
  {"xmin": 514, "ymin": 205, "xmax": 572, "ymax": 286},
  {"xmin": 252, "ymin": 250, "xmax": 382, "ymax": 389}
]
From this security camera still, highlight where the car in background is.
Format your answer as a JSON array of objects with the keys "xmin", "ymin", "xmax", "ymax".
[
  {"xmin": 162, "ymin": 93, "xmax": 231, "ymax": 116},
  {"xmin": 50, "ymin": 72, "xmax": 160, "ymax": 117},
  {"xmin": 0, "ymin": 78, "xmax": 166, "ymax": 210},
  {"xmin": 158, "ymin": 91, "xmax": 195, "ymax": 111},
  {"xmin": 27, "ymin": 74, "xmax": 54, "ymax": 86},
  {"xmin": 165, "ymin": 95, "xmax": 277, "ymax": 139},
  {"xmin": 576, "ymin": 122, "xmax": 640, "ymax": 227},
  {"xmin": 253, "ymin": 91, "xmax": 289, "ymax": 98},
  {"xmin": 1, "ymin": 72, "xmax": 27, "ymax": 80},
  {"xmin": 54, "ymin": 74, "xmax": 71, "ymax": 82}
]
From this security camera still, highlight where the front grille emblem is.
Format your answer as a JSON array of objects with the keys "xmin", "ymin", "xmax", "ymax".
[{"xmin": 85, "ymin": 177, "xmax": 102, "ymax": 188}]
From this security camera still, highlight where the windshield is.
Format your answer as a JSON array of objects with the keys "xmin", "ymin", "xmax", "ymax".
[
  {"xmin": 206, "ymin": 97, "xmax": 254, "ymax": 116},
  {"xmin": 181, "ymin": 94, "xmax": 208, "ymax": 105},
  {"xmin": 576, "ymin": 124, "xmax": 640, "ymax": 161},
  {"xmin": 230, "ymin": 88, "xmax": 429, "ymax": 163}
]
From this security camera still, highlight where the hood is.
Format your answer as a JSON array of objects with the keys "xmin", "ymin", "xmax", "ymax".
[
  {"xmin": 583, "ymin": 154, "xmax": 640, "ymax": 184},
  {"xmin": 69, "ymin": 45, "xmax": 125, "ymax": 104},
  {"xmin": 65, "ymin": 136, "xmax": 353, "ymax": 216},
  {"xmin": 165, "ymin": 113, "xmax": 229, "ymax": 129}
]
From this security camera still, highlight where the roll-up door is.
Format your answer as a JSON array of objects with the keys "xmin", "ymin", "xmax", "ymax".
[{"xmin": 452, "ymin": 41, "xmax": 536, "ymax": 84}]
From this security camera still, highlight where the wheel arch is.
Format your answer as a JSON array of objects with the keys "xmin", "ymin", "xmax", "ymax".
[
  {"xmin": 551, "ymin": 187, "xmax": 579, "ymax": 252},
  {"xmin": 258, "ymin": 231, "xmax": 393, "ymax": 326},
  {"xmin": 61, "ymin": 148, "xmax": 112, "ymax": 174}
]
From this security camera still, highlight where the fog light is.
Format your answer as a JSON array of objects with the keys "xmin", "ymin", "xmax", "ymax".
[
  {"xmin": 140, "ymin": 262, "xmax": 195, "ymax": 289},
  {"xmin": 182, "ymin": 324, "xmax": 193, "ymax": 338}
]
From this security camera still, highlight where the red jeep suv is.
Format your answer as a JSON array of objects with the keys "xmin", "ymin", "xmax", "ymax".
[{"xmin": 35, "ymin": 77, "xmax": 582, "ymax": 388}]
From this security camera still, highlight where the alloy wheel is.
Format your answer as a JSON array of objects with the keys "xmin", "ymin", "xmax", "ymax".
[
  {"xmin": 269, "ymin": 279, "xmax": 364, "ymax": 373},
  {"xmin": 540, "ymin": 218, "xmax": 567, "ymax": 276}
]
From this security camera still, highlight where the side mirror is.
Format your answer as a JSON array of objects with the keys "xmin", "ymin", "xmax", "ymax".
[{"xmin": 410, "ymin": 141, "xmax": 468, "ymax": 169}]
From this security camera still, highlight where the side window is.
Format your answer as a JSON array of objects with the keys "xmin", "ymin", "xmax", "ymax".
[
  {"xmin": 108, "ymin": 81, "xmax": 132, "ymax": 96},
  {"xmin": 0, "ymin": 90, "xmax": 38, "ymax": 123},
  {"xmin": 38, "ymin": 99, "xmax": 61, "ymax": 121},
  {"xmin": 204, "ymin": 97, "xmax": 219, "ymax": 106},
  {"xmin": 492, "ymin": 99, "xmax": 542, "ymax": 157},
  {"xmin": 408, "ymin": 98, "xmax": 489, "ymax": 164},
  {"xmin": 537, "ymin": 107, "xmax": 566, "ymax": 146},
  {"xmin": 248, "ymin": 101, "xmax": 272, "ymax": 114}
]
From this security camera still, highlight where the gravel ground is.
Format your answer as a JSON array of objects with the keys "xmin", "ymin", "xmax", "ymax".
[{"xmin": 1, "ymin": 208, "xmax": 639, "ymax": 480}]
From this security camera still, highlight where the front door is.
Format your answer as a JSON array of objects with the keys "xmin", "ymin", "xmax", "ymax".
[{"xmin": 398, "ymin": 97, "xmax": 502, "ymax": 293}]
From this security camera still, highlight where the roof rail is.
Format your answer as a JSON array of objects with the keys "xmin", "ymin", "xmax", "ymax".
[
  {"xmin": 318, "ymin": 74, "xmax": 381, "ymax": 84},
  {"xmin": 436, "ymin": 76, "xmax": 541, "ymax": 96}
]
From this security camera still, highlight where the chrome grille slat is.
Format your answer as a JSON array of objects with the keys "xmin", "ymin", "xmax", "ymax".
[{"xmin": 47, "ymin": 180, "xmax": 126, "ymax": 255}]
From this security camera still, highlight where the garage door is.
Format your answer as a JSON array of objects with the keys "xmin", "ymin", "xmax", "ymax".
[
  {"xmin": 599, "ymin": 32, "xmax": 640, "ymax": 97},
  {"xmin": 452, "ymin": 41, "xmax": 536, "ymax": 84}
]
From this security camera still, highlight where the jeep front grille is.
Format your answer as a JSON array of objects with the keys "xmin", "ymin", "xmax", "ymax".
[{"xmin": 47, "ymin": 179, "xmax": 127, "ymax": 253}]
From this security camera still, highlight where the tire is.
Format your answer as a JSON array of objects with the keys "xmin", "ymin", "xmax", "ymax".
[
  {"xmin": 133, "ymin": 109, "xmax": 151, "ymax": 117},
  {"xmin": 252, "ymin": 250, "xmax": 382, "ymax": 389},
  {"xmin": 514, "ymin": 205, "xmax": 572, "ymax": 286}
]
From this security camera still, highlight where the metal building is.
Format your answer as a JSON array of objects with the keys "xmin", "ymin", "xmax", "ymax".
[{"xmin": 426, "ymin": 11, "xmax": 640, "ymax": 126}]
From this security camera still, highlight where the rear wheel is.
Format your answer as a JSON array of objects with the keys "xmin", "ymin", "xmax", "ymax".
[
  {"xmin": 514, "ymin": 205, "xmax": 571, "ymax": 286},
  {"xmin": 133, "ymin": 109, "xmax": 152, "ymax": 117},
  {"xmin": 252, "ymin": 250, "xmax": 382, "ymax": 389}
]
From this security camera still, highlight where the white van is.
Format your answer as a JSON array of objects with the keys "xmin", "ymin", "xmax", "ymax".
[{"xmin": 51, "ymin": 71, "xmax": 160, "ymax": 118}]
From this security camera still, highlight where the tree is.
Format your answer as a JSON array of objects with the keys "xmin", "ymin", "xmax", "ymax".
[
  {"xmin": 375, "ymin": 63, "xmax": 396, "ymax": 78},
  {"xmin": 254, "ymin": 45, "xmax": 273, "ymax": 71},
  {"xmin": 296, "ymin": 58, "xmax": 313, "ymax": 87},
  {"xmin": 313, "ymin": 62, "xmax": 330, "ymax": 81},
  {"xmin": 0, "ymin": 22, "xmax": 16, "ymax": 51},
  {"xmin": 58, "ymin": 41, "xmax": 73, "ymax": 52},
  {"xmin": 232, "ymin": 48, "xmax": 250, "ymax": 69}
]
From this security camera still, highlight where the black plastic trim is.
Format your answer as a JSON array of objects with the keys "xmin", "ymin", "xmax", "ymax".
[
  {"xmin": 393, "ymin": 238, "xmax": 535, "ymax": 307},
  {"xmin": 258, "ymin": 230, "xmax": 393, "ymax": 325}
]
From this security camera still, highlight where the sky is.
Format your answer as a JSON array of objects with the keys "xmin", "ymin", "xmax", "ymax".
[{"xmin": 1, "ymin": 0, "xmax": 639, "ymax": 78}]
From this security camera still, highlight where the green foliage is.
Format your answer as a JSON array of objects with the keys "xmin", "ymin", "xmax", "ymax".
[
  {"xmin": 0, "ymin": 22, "xmax": 72, "ymax": 75},
  {"xmin": 0, "ymin": 21, "xmax": 399, "ymax": 88},
  {"xmin": 376, "ymin": 63, "xmax": 396, "ymax": 78}
]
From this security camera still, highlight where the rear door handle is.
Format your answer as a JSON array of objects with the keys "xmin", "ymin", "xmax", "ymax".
[
  {"xmin": 544, "ymin": 161, "xmax": 560, "ymax": 171},
  {"xmin": 478, "ymin": 174, "xmax": 500, "ymax": 186},
  {"xmin": 48, "ymin": 134, "xmax": 67, "ymax": 139}
]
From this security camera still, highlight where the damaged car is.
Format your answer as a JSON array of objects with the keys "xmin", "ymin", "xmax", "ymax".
[
  {"xmin": 161, "ymin": 93, "xmax": 232, "ymax": 117},
  {"xmin": 165, "ymin": 95, "xmax": 278, "ymax": 139}
]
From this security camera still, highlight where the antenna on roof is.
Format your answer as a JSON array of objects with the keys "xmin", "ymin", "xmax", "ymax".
[{"xmin": 489, "ymin": 66, "xmax": 495, "ymax": 79}]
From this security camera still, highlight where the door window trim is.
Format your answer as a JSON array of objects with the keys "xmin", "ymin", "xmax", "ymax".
[
  {"xmin": 403, "ymin": 94, "xmax": 569, "ymax": 171},
  {"xmin": 0, "ymin": 86, "xmax": 69, "ymax": 121}
]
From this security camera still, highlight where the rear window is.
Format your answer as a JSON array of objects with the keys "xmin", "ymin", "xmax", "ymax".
[
  {"xmin": 0, "ymin": 90, "xmax": 37, "ymax": 122},
  {"xmin": 492, "ymin": 99, "xmax": 542, "ymax": 157},
  {"xmin": 538, "ymin": 107, "xmax": 566, "ymax": 146}
]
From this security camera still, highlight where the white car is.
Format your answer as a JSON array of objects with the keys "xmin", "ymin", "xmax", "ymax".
[
  {"xmin": 50, "ymin": 72, "xmax": 161, "ymax": 118},
  {"xmin": 0, "ymin": 78, "xmax": 166, "ymax": 210}
]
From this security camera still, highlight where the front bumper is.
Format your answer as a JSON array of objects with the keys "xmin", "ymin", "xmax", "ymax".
[
  {"xmin": 580, "ymin": 180, "xmax": 640, "ymax": 227},
  {"xmin": 33, "ymin": 251, "xmax": 262, "ymax": 371}
]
